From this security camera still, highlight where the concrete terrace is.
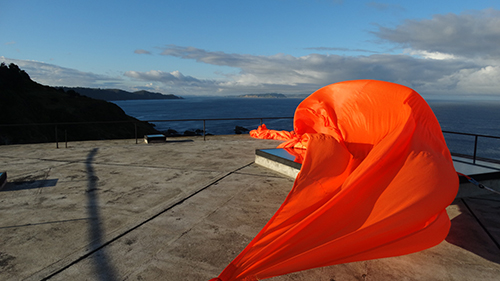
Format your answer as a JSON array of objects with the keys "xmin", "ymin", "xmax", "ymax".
[{"xmin": 0, "ymin": 135, "xmax": 499, "ymax": 281}]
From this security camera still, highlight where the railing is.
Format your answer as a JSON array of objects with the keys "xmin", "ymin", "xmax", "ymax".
[
  {"xmin": 0, "ymin": 120, "xmax": 139, "ymax": 148},
  {"xmin": 0, "ymin": 117, "xmax": 293, "ymax": 148},
  {"xmin": 145, "ymin": 117, "xmax": 293, "ymax": 141},
  {"xmin": 442, "ymin": 131, "xmax": 500, "ymax": 165},
  {"xmin": 1, "ymin": 119, "xmax": 499, "ymax": 166}
]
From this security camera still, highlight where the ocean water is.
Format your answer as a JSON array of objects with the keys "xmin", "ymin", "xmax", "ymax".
[
  {"xmin": 113, "ymin": 97, "xmax": 303, "ymax": 135},
  {"xmin": 426, "ymin": 98, "xmax": 500, "ymax": 160},
  {"xmin": 113, "ymin": 96, "xmax": 500, "ymax": 160}
]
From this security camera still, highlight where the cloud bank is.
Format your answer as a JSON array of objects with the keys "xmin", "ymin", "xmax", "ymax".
[
  {"xmin": 3, "ymin": 9, "xmax": 500, "ymax": 96},
  {"xmin": 376, "ymin": 9, "xmax": 500, "ymax": 59},
  {"xmin": 0, "ymin": 57, "xmax": 124, "ymax": 88},
  {"xmin": 124, "ymin": 9, "xmax": 500, "ymax": 96}
]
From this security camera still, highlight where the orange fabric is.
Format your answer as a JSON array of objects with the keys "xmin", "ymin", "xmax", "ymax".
[
  {"xmin": 249, "ymin": 124, "xmax": 296, "ymax": 141},
  {"xmin": 213, "ymin": 80, "xmax": 458, "ymax": 281}
]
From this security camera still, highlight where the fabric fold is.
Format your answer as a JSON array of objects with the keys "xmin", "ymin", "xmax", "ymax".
[{"xmin": 211, "ymin": 80, "xmax": 458, "ymax": 281}]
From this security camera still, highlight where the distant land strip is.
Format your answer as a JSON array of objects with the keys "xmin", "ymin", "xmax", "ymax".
[
  {"xmin": 237, "ymin": 93, "xmax": 287, "ymax": 98},
  {"xmin": 58, "ymin": 87, "xmax": 183, "ymax": 101}
]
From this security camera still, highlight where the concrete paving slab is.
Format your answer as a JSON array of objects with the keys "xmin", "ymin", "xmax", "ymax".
[
  {"xmin": 461, "ymin": 196, "xmax": 500, "ymax": 247},
  {"xmin": 1, "ymin": 135, "xmax": 499, "ymax": 281},
  {"xmin": 46, "ymin": 164, "xmax": 293, "ymax": 281},
  {"xmin": 0, "ymin": 136, "xmax": 284, "ymax": 281},
  {"xmin": 1, "ymin": 160, "xmax": 225, "ymax": 279},
  {"xmin": 45, "ymin": 167, "xmax": 500, "ymax": 281}
]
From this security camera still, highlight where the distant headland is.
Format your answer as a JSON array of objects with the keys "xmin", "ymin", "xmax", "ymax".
[
  {"xmin": 57, "ymin": 87, "xmax": 183, "ymax": 101},
  {"xmin": 237, "ymin": 93, "xmax": 287, "ymax": 98},
  {"xmin": 0, "ymin": 63, "xmax": 160, "ymax": 144}
]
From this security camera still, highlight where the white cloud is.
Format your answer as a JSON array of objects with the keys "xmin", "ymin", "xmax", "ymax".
[
  {"xmin": 374, "ymin": 9, "xmax": 500, "ymax": 59},
  {"xmin": 403, "ymin": 49, "xmax": 457, "ymax": 60},
  {"xmin": 0, "ymin": 57, "xmax": 123, "ymax": 88},
  {"xmin": 124, "ymin": 69, "xmax": 210, "ymax": 84},
  {"xmin": 443, "ymin": 66, "xmax": 500, "ymax": 94},
  {"xmin": 305, "ymin": 46, "xmax": 379, "ymax": 54},
  {"xmin": 155, "ymin": 45, "xmax": 487, "ymax": 95},
  {"xmin": 4, "ymin": 9, "xmax": 500, "ymax": 97}
]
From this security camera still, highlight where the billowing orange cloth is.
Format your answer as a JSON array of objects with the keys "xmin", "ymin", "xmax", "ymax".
[
  {"xmin": 211, "ymin": 80, "xmax": 458, "ymax": 281},
  {"xmin": 249, "ymin": 124, "xmax": 296, "ymax": 141}
]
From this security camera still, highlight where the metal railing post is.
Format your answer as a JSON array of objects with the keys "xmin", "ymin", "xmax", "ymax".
[
  {"xmin": 203, "ymin": 120, "xmax": 206, "ymax": 141},
  {"xmin": 65, "ymin": 130, "xmax": 68, "ymax": 148},
  {"xmin": 473, "ymin": 135, "xmax": 478, "ymax": 164},
  {"xmin": 55, "ymin": 125, "xmax": 59, "ymax": 149},
  {"xmin": 135, "ymin": 123, "xmax": 138, "ymax": 144}
]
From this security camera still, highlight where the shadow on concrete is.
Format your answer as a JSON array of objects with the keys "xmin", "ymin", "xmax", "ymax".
[
  {"xmin": 1, "ymin": 179, "xmax": 58, "ymax": 192},
  {"xmin": 86, "ymin": 148, "xmax": 119, "ymax": 281},
  {"xmin": 446, "ymin": 198, "xmax": 500, "ymax": 264},
  {"xmin": 166, "ymin": 139, "xmax": 194, "ymax": 143}
]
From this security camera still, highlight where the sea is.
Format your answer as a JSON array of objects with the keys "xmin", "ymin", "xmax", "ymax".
[{"xmin": 112, "ymin": 96, "xmax": 500, "ymax": 161}]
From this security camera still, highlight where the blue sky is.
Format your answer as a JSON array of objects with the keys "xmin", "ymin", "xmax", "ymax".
[{"xmin": 2, "ymin": 0, "xmax": 500, "ymax": 97}]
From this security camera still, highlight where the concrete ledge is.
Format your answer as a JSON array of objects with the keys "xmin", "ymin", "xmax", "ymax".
[
  {"xmin": 255, "ymin": 149, "xmax": 302, "ymax": 170},
  {"xmin": 255, "ymin": 148, "xmax": 500, "ymax": 198},
  {"xmin": 255, "ymin": 149, "xmax": 301, "ymax": 178},
  {"xmin": 255, "ymin": 155, "xmax": 299, "ymax": 178}
]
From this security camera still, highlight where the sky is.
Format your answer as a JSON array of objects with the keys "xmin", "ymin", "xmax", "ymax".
[{"xmin": 1, "ymin": 0, "xmax": 500, "ymax": 98}]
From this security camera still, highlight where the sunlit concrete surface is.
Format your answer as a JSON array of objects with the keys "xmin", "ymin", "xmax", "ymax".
[{"xmin": 0, "ymin": 135, "xmax": 499, "ymax": 281}]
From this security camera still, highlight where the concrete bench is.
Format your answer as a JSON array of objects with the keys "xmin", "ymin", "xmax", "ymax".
[{"xmin": 144, "ymin": 134, "xmax": 166, "ymax": 144}]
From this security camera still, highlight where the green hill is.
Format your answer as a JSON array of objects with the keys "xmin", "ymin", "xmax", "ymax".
[{"xmin": 0, "ymin": 63, "xmax": 159, "ymax": 144}]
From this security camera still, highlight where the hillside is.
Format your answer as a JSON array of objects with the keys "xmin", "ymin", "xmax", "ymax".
[
  {"xmin": 0, "ymin": 63, "xmax": 159, "ymax": 144},
  {"xmin": 58, "ymin": 87, "xmax": 183, "ymax": 101}
]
